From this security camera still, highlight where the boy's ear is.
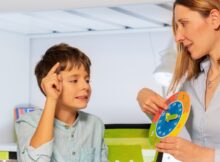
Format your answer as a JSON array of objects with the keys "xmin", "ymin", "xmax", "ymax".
[{"xmin": 209, "ymin": 9, "xmax": 220, "ymax": 30}]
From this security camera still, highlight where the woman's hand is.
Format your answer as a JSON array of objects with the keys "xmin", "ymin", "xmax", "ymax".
[
  {"xmin": 156, "ymin": 136, "xmax": 215, "ymax": 162},
  {"xmin": 136, "ymin": 88, "xmax": 167, "ymax": 115},
  {"xmin": 41, "ymin": 62, "xmax": 63, "ymax": 101}
]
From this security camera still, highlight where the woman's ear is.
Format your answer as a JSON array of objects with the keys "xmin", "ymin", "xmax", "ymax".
[{"xmin": 209, "ymin": 9, "xmax": 220, "ymax": 30}]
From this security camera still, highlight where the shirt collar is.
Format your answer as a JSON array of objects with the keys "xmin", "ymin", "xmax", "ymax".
[
  {"xmin": 200, "ymin": 57, "xmax": 210, "ymax": 74},
  {"xmin": 54, "ymin": 111, "xmax": 81, "ymax": 130}
]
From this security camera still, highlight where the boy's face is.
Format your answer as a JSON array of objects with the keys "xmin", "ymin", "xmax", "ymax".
[{"xmin": 58, "ymin": 65, "xmax": 91, "ymax": 110}]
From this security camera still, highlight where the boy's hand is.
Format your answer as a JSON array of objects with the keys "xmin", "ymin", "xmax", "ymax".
[{"xmin": 41, "ymin": 62, "xmax": 63, "ymax": 100}]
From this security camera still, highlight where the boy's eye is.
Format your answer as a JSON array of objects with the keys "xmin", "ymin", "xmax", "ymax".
[
  {"xmin": 86, "ymin": 79, "xmax": 90, "ymax": 83},
  {"xmin": 69, "ymin": 80, "xmax": 78, "ymax": 83}
]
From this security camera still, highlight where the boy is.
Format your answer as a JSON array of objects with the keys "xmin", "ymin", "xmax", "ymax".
[{"xmin": 15, "ymin": 43, "xmax": 108, "ymax": 162}]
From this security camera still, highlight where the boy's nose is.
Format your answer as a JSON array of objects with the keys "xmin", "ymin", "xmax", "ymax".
[{"xmin": 81, "ymin": 81, "xmax": 90, "ymax": 90}]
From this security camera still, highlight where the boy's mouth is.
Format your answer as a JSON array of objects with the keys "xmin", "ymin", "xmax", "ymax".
[{"xmin": 75, "ymin": 96, "xmax": 89, "ymax": 100}]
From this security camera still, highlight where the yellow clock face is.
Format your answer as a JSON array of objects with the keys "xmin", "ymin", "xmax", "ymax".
[{"xmin": 149, "ymin": 92, "xmax": 191, "ymax": 145}]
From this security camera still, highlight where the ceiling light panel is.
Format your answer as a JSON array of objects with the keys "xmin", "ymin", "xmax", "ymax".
[
  {"xmin": 119, "ymin": 4, "xmax": 172, "ymax": 25},
  {"xmin": 29, "ymin": 10, "xmax": 122, "ymax": 31},
  {"xmin": 25, "ymin": 12, "xmax": 86, "ymax": 32},
  {"xmin": 0, "ymin": 13, "xmax": 84, "ymax": 34},
  {"xmin": 0, "ymin": 14, "xmax": 52, "ymax": 34},
  {"xmin": 74, "ymin": 7, "xmax": 160, "ymax": 28}
]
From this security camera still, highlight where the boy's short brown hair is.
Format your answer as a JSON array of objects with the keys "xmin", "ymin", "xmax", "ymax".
[{"xmin": 35, "ymin": 43, "xmax": 91, "ymax": 94}]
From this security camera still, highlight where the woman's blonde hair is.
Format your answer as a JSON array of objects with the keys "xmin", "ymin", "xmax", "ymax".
[{"xmin": 169, "ymin": 0, "xmax": 220, "ymax": 92}]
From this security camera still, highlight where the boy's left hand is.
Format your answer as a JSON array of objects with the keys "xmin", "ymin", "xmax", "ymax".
[{"xmin": 156, "ymin": 136, "xmax": 213, "ymax": 162}]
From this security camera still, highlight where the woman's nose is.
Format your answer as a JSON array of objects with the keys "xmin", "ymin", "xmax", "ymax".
[{"xmin": 175, "ymin": 31, "xmax": 185, "ymax": 43}]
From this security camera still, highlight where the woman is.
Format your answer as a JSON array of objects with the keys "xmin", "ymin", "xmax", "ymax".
[{"xmin": 137, "ymin": 0, "xmax": 220, "ymax": 161}]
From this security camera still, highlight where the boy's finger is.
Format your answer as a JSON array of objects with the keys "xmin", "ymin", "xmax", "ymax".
[
  {"xmin": 57, "ymin": 74, "xmax": 63, "ymax": 93},
  {"xmin": 57, "ymin": 74, "xmax": 63, "ymax": 82},
  {"xmin": 58, "ymin": 82, "xmax": 63, "ymax": 93},
  {"xmin": 40, "ymin": 82, "xmax": 46, "ymax": 94},
  {"xmin": 47, "ymin": 62, "xmax": 60, "ymax": 75}
]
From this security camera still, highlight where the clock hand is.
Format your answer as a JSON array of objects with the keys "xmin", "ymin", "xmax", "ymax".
[{"xmin": 165, "ymin": 113, "xmax": 178, "ymax": 122}]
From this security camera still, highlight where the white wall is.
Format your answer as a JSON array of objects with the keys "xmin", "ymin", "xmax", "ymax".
[
  {"xmin": 30, "ymin": 30, "xmax": 172, "ymax": 124},
  {"xmin": 0, "ymin": 31, "xmax": 30, "ymax": 144}
]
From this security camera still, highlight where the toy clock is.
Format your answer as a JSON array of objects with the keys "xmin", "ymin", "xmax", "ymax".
[{"xmin": 149, "ymin": 91, "xmax": 191, "ymax": 146}]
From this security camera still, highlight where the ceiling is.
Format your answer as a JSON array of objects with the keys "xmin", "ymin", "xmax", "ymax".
[{"xmin": 0, "ymin": 0, "xmax": 174, "ymax": 35}]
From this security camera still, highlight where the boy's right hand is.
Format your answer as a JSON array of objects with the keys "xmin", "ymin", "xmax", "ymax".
[
  {"xmin": 136, "ymin": 88, "xmax": 168, "ymax": 116},
  {"xmin": 41, "ymin": 62, "xmax": 63, "ymax": 101}
]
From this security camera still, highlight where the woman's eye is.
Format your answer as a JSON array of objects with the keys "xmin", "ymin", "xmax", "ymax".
[{"xmin": 181, "ymin": 22, "xmax": 187, "ymax": 27}]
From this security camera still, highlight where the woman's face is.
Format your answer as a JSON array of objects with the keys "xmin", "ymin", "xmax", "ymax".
[{"xmin": 174, "ymin": 4, "xmax": 215, "ymax": 60}]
